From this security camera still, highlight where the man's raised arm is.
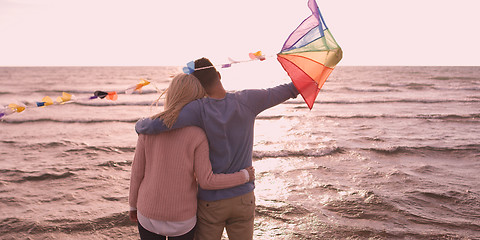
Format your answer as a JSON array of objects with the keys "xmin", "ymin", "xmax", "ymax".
[
  {"xmin": 238, "ymin": 82, "xmax": 299, "ymax": 116},
  {"xmin": 135, "ymin": 100, "xmax": 202, "ymax": 135}
]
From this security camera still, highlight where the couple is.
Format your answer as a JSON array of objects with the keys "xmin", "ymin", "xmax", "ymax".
[{"xmin": 129, "ymin": 57, "xmax": 299, "ymax": 239}]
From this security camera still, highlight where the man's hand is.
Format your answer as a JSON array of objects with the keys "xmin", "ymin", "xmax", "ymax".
[
  {"xmin": 245, "ymin": 166, "xmax": 255, "ymax": 182},
  {"xmin": 129, "ymin": 210, "xmax": 138, "ymax": 222}
]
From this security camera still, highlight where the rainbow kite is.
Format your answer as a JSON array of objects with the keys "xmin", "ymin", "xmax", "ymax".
[{"xmin": 277, "ymin": 0, "xmax": 342, "ymax": 109}]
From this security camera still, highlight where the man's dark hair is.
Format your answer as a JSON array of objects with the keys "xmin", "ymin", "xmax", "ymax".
[{"xmin": 192, "ymin": 58, "xmax": 218, "ymax": 89}]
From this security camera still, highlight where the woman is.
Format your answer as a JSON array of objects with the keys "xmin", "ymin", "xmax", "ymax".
[{"xmin": 129, "ymin": 73, "xmax": 254, "ymax": 240}]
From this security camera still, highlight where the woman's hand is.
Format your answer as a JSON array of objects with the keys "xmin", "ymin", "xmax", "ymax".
[
  {"xmin": 245, "ymin": 166, "xmax": 255, "ymax": 182},
  {"xmin": 129, "ymin": 210, "xmax": 138, "ymax": 222}
]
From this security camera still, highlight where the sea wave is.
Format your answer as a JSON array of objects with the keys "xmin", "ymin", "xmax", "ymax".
[
  {"xmin": 252, "ymin": 147, "xmax": 342, "ymax": 159},
  {"xmin": 324, "ymin": 189, "xmax": 399, "ymax": 221},
  {"xmin": 256, "ymin": 200, "xmax": 311, "ymax": 221},
  {"xmin": 286, "ymin": 99, "xmax": 480, "ymax": 105},
  {"xmin": 257, "ymin": 113, "xmax": 480, "ymax": 121},
  {"xmin": 340, "ymin": 87, "xmax": 400, "ymax": 93},
  {"xmin": 1, "ymin": 171, "xmax": 75, "ymax": 183},
  {"xmin": 322, "ymin": 113, "xmax": 480, "ymax": 120},
  {"xmin": 0, "ymin": 118, "xmax": 139, "ymax": 124},
  {"xmin": 361, "ymin": 145, "xmax": 480, "ymax": 155},
  {"xmin": 97, "ymin": 160, "xmax": 132, "ymax": 168},
  {"xmin": 393, "ymin": 191, "xmax": 480, "ymax": 231},
  {"xmin": 17, "ymin": 140, "xmax": 136, "ymax": 153},
  {"xmin": 322, "ymin": 189, "xmax": 480, "ymax": 236},
  {"xmin": 1, "ymin": 140, "xmax": 135, "ymax": 157},
  {"xmin": 430, "ymin": 76, "xmax": 479, "ymax": 81},
  {"xmin": 341, "ymin": 85, "xmax": 480, "ymax": 92},
  {"xmin": 0, "ymin": 212, "xmax": 133, "ymax": 235}
]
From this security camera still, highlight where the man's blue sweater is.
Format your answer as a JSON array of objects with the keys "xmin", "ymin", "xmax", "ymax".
[{"xmin": 135, "ymin": 82, "xmax": 298, "ymax": 201}]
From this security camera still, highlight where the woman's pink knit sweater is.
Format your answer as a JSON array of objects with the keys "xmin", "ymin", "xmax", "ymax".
[{"xmin": 129, "ymin": 126, "xmax": 247, "ymax": 221}]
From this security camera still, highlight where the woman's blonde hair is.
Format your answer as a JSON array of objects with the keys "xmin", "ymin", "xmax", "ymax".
[{"xmin": 151, "ymin": 73, "xmax": 206, "ymax": 128}]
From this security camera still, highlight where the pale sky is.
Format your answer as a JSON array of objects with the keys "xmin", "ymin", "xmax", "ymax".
[{"xmin": 1, "ymin": 0, "xmax": 479, "ymax": 66}]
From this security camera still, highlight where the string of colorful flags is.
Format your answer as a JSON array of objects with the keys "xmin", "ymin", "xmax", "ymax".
[
  {"xmin": 1, "ymin": 51, "xmax": 269, "ymax": 119},
  {"xmin": 0, "ymin": 79, "xmax": 151, "ymax": 119}
]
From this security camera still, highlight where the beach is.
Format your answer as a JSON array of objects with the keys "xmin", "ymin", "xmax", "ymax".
[{"xmin": 1, "ymin": 65, "xmax": 479, "ymax": 239}]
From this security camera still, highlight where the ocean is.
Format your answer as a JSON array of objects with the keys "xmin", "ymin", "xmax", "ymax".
[{"xmin": 0, "ymin": 64, "xmax": 479, "ymax": 239}]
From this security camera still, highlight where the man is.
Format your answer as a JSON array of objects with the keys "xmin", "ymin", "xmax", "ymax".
[{"xmin": 135, "ymin": 57, "xmax": 299, "ymax": 239}]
